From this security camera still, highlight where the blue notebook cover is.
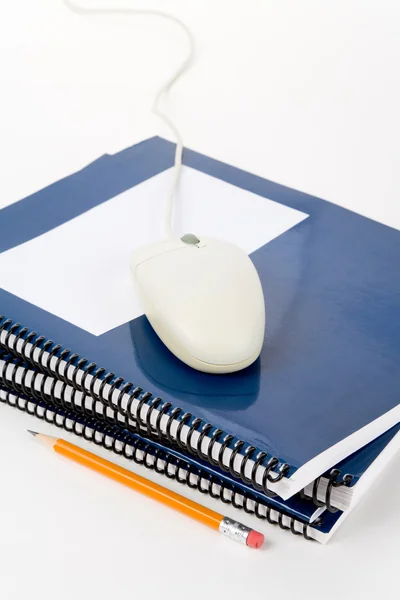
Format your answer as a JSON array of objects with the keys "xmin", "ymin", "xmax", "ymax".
[
  {"xmin": 330, "ymin": 423, "xmax": 400, "ymax": 479},
  {"xmin": 0, "ymin": 137, "xmax": 399, "ymax": 499}
]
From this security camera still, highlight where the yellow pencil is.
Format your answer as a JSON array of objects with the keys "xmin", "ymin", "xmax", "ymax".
[{"xmin": 29, "ymin": 431, "xmax": 264, "ymax": 549}]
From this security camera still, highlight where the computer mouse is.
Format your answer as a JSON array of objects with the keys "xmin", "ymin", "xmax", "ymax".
[{"xmin": 130, "ymin": 234, "xmax": 265, "ymax": 374}]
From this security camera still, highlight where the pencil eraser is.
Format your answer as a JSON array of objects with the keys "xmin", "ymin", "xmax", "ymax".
[{"xmin": 246, "ymin": 529, "xmax": 264, "ymax": 549}]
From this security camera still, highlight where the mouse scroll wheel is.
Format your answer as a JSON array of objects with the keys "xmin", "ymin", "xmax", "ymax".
[{"xmin": 181, "ymin": 233, "xmax": 200, "ymax": 245}]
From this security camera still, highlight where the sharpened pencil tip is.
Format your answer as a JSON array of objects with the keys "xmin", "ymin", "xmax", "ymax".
[{"xmin": 27, "ymin": 430, "xmax": 38, "ymax": 437}]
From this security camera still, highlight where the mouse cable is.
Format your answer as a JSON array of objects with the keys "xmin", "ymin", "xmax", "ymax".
[{"xmin": 64, "ymin": 1, "xmax": 195, "ymax": 239}]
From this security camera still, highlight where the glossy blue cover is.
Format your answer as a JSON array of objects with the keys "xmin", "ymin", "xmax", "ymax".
[
  {"xmin": 332, "ymin": 422, "xmax": 400, "ymax": 481},
  {"xmin": 1, "ymin": 137, "xmax": 399, "ymax": 476}
]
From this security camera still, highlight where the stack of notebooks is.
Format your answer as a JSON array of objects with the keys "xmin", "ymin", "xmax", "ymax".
[{"xmin": 1, "ymin": 137, "xmax": 399, "ymax": 543}]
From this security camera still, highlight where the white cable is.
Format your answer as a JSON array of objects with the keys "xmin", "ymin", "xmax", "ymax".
[{"xmin": 64, "ymin": 0, "xmax": 195, "ymax": 239}]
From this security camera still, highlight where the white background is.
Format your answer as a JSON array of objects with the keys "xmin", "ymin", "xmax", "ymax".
[{"xmin": 0, "ymin": 1, "xmax": 399, "ymax": 599}]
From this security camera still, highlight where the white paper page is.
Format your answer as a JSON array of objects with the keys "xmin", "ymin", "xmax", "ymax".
[{"xmin": 0, "ymin": 166, "xmax": 308, "ymax": 335}]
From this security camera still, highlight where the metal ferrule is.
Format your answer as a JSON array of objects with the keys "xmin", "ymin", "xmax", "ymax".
[{"xmin": 218, "ymin": 517, "xmax": 252, "ymax": 545}]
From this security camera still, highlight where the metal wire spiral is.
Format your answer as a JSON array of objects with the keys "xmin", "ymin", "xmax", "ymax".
[
  {"xmin": 0, "ymin": 316, "xmax": 353, "ymax": 511},
  {"xmin": 0, "ymin": 317, "xmax": 292, "ymax": 493},
  {"xmin": 0, "ymin": 377, "xmax": 322, "ymax": 540}
]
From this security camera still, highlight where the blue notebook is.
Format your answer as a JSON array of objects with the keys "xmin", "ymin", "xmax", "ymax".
[
  {"xmin": 0, "ymin": 374, "xmax": 399, "ymax": 543},
  {"xmin": 0, "ymin": 137, "xmax": 399, "ymax": 513}
]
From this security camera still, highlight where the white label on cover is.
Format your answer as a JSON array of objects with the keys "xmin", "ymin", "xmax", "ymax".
[{"xmin": 0, "ymin": 166, "xmax": 308, "ymax": 335}]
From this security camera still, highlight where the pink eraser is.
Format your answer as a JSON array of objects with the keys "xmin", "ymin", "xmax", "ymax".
[{"xmin": 246, "ymin": 529, "xmax": 265, "ymax": 549}]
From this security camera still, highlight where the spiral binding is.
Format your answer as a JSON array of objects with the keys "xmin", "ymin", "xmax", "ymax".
[
  {"xmin": 0, "ymin": 381, "xmax": 322, "ymax": 541},
  {"xmin": 299, "ymin": 472, "xmax": 354, "ymax": 513},
  {"xmin": 0, "ymin": 317, "xmax": 353, "ymax": 509},
  {"xmin": 0, "ymin": 317, "xmax": 291, "ymax": 491}
]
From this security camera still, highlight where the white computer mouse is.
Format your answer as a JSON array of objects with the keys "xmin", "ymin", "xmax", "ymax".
[{"xmin": 130, "ymin": 234, "xmax": 265, "ymax": 374}]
